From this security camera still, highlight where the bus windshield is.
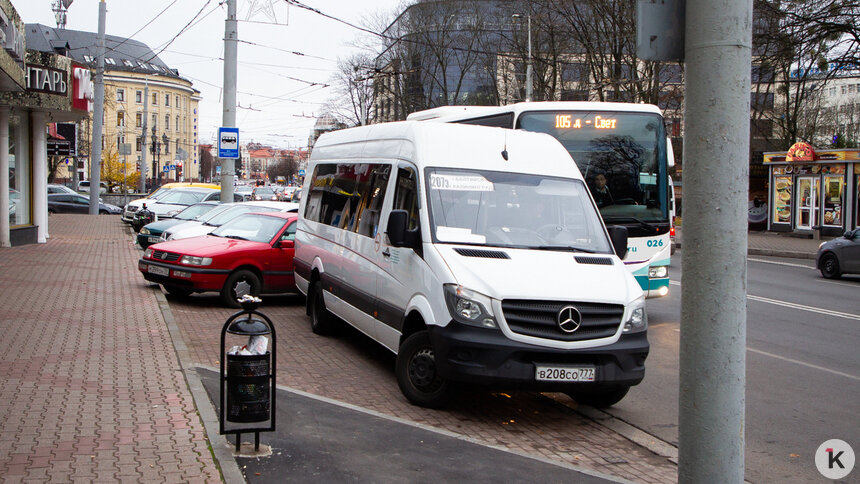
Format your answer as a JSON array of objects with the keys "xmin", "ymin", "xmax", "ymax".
[{"xmin": 517, "ymin": 111, "xmax": 668, "ymax": 224}]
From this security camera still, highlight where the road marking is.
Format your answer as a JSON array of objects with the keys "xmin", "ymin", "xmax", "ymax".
[
  {"xmin": 668, "ymin": 280, "xmax": 860, "ymax": 380},
  {"xmin": 670, "ymin": 280, "xmax": 860, "ymax": 321},
  {"xmin": 747, "ymin": 257, "xmax": 815, "ymax": 270},
  {"xmin": 816, "ymin": 279, "xmax": 860, "ymax": 288},
  {"xmin": 667, "ymin": 328, "xmax": 859, "ymax": 381},
  {"xmin": 746, "ymin": 347, "xmax": 860, "ymax": 381}
]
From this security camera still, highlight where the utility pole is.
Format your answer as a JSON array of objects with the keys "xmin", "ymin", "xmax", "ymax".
[
  {"xmin": 88, "ymin": 0, "xmax": 106, "ymax": 214},
  {"xmin": 140, "ymin": 81, "xmax": 148, "ymax": 193},
  {"xmin": 220, "ymin": 0, "xmax": 237, "ymax": 202},
  {"xmin": 679, "ymin": 0, "xmax": 751, "ymax": 481},
  {"xmin": 525, "ymin": 13, "xmax": 532, "ymax": 102}
]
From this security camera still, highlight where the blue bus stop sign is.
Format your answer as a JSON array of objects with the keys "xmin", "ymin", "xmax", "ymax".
[{"xmin": 218, "ymin": 127, "xmax": 240, "ymax": 158}]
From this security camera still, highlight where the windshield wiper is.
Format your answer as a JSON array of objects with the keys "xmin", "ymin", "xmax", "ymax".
[
  {"xmin": 603, "ymin": 216, "xmax": 658, "ymax": 231},
  {"xmin": 221, "ymin": 234, "xmax": 248, "ymax": 241},
  {"xmin": 536, "ymin": 245, "xmax": 597, "ymax": 253}
]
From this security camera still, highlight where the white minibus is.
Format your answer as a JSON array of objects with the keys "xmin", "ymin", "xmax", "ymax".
[{"xmin": 295, "ymin": 122, "xmax": 648, "ymax": 408}]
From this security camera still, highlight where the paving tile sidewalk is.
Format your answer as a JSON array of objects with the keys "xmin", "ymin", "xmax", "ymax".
[{"xmin": 0, "ymin": 215, "xmax": 220, "ymax": 483}]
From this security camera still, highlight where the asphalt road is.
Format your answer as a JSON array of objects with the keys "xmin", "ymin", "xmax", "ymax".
[{"xmin": 608, "ymin": 249, "xmax": 860, "ymax": 483}]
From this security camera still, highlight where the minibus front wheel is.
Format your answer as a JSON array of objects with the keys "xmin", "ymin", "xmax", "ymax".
[{"xmin": 396, "ymin": 331, "xmax": 452, "ymax": 408}]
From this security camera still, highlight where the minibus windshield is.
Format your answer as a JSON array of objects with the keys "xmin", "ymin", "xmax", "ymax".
[{"xmin": 426, "ymin": 168, "xmax": 613, "ymax": 253}]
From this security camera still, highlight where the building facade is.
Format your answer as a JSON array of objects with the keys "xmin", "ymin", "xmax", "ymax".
[{"xmin": 26, "ymin": 24, "xmax": 201, "ymax": 186}]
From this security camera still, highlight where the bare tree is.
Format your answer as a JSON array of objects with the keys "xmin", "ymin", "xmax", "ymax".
[
  {"xmin": 324, "ymin": 53, "xmax": 376, "ymax": 127},
  {"xmin": 754, "ymin": 0, "xmax": 860, "ymax": 148}
]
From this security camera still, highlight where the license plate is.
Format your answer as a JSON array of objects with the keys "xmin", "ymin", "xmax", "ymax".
[
  {"xmin": 147, "ymin": 265, "xmax": 169, "ymax": 277},
  {"xmin": 535, "ymin": 365, "xmax": 595, "ymax": 382},
  {"xmin": 148, "ymin": 236, "xmax": 161, "ymax": 243}
]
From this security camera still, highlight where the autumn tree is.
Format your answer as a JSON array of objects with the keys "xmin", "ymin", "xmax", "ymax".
[{"xmin": 100, "ymin": 146, "xmax": 140, "ymax": 191}]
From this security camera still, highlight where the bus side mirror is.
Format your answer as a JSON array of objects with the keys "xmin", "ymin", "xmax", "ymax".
[
  {"xmin": 607, "ymin": 225, "xmax": 628, "ymax": 259},
  {"xmin": 387, "ymin": 210, "xmax": 409, "ymax": 247}
]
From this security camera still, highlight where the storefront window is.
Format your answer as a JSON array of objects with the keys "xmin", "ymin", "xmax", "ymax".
[
  {"xmin": 773, "ymin": 175, "xmax": 792, "ymax": 223},
  {"xmin": 822, "ymin": 175, "xmax": 843, "ymax": 226},
  {"xmin": 10, "ymin": 114, "xmax": 29, "ymax": 226},
  {"xmin": 856, "ymin": 174, "xmax": 860, "ymax": 228}
]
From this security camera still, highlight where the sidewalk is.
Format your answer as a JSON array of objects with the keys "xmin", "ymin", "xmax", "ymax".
[
  {"xmin": 675, "ymin": 227, "xmax": 828, "ymax": 260},
  {"xmin": 0, "ymin": 215, "xmax": 220, "ymax": 482}
]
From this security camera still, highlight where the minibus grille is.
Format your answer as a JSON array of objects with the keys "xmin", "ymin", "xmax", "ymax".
[
  {"xmin": 150, "ymin": 250, "xmax": 180, "ymax": 262},
  {"xmin": 501, "ymin": 299, "xmax": 623, "ymax": 341}
]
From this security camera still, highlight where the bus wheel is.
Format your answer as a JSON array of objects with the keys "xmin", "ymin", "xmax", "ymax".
[{"xmin": 396, "ymin": 331, "xmax": 452, "ymax": 408}]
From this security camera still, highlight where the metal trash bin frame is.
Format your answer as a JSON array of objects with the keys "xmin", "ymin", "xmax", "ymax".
[{"xmin": 219, "ymin": 298, "xmax": 276, "ymax": 451}]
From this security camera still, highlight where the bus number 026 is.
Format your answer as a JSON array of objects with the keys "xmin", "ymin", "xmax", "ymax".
[{"xmin": 646, "ymin": 239, "xmax": 664, "ymax": 247}]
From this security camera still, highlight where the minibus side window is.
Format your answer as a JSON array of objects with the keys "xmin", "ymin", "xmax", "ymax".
[
  {"xmin": 305, "ymin": 163, "xmax": 390, "ymax": 238},
  {"xmin": 393, "ymin": 167, "xmax": 419, "ymax": 231},
  {"xmin": 354, "ymin": 165, "xmax": 390, "ymax": 237}
]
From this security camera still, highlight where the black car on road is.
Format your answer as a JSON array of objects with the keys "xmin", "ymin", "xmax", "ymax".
[{"xmin": 48, "ymin": 193, "xmax": 122, "ymax": 215}]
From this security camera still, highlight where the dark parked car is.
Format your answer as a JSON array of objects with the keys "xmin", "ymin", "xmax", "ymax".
[
  {"xmin": 137, "ymin": 201, "xmax": 221, "ymax": 249},
  {"xmin": 817, "ymin": 229, "xmax": 860, "ymax": 278},
  {"xmin": 48, "ymin": 193, "xmax": 121, "ymax": 214}
]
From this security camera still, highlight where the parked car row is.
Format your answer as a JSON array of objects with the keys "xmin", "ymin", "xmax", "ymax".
[{"xmin": 48, "ymin": 193, "xmax": 122, "ymax": 214}]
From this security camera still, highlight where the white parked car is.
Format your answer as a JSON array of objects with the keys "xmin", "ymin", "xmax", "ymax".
[
  {"xmin": 162, "ymin": 201, "xmax": 298, "ymax": 241},
  {"xmin": 77, "ymin": 180, "xmax": 108, "ymax": 194}
]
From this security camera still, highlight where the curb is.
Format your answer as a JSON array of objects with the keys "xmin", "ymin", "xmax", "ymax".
[
  {"xmin": 155, "ymin": 287, "xmax": 246, "ymax": 484},
  {"xmin": 675, "ymin": 242, "xmax": 816, "ymax": 260}
]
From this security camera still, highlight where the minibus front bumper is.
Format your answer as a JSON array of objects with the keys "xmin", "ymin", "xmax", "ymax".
[{"xmin": 427, "ymin": 322, "xmax": 649, "ymax": 390}]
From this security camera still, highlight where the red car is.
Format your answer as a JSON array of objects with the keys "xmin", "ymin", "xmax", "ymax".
[{"xmin": 139, "ymin": 212, "xmax": 297, "ymax": 307}]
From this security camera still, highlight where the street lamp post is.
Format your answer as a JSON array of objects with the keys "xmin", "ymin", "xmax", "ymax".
[
  {"xmin": 161, "ymin": 133, "xmax": 169, "ymax": 180},
  {"xmin": 512, "ymin": 13, "xmax": 533, "ymax": 102}
]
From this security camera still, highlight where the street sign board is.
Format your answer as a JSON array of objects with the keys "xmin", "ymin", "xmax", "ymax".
[
  {"xmin": 163, "ymin": 165, "xmax": 169, "ymax": 172},
  {"xmin": 216, "ymin": 165, "xmax": 222, "ymax": 174},
  {"xmin": 118, "ymin": 143, "xmax": 132, "ymax": 155},
  {"xmin": 298, "ymin": 169, "xmax": 305, "ymax": 176},
  {"xmin": 218, "ymin": 127, "xmax": 239, "ymax": 159},
  {"xmin": 47, "ymin": 139, "xmax": 72, "ymax": 156}
]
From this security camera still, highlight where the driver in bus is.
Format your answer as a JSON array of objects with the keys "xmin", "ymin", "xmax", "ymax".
[{"xmin": 592, "ymin": 173, "xmax": 614, "ymax": 208}]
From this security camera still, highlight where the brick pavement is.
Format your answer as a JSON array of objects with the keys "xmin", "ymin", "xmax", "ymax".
[
  {"xmin": 170, "ymin": 295, "xmax": 678, "ymax": 483},
  {"xmin": 0, "ymin": 215, "xmax": 220, "ymax": 483}
]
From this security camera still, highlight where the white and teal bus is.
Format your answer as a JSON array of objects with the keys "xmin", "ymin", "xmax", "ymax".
[{"xmin": 408, "ymin": 101, "xmax": 673, "ymax": 297}]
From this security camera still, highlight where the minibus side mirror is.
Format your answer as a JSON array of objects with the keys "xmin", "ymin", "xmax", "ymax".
[
  {"xmin": 607, "ymin": 225, "xmax": 628, "ymax": 259},
  {"xmin": 387, "ymin": 210, "xmax": 409, "ymax": 247}
]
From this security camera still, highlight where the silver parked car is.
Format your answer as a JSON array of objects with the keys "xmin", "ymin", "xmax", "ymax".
[{"xmin": 817, "ymin": 229, "xmax": 860, "ymax": 278}]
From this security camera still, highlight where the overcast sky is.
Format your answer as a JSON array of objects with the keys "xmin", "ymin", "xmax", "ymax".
[{"xmin": 15, "ymin": 0, "xmax": 405, "ymax": 149}]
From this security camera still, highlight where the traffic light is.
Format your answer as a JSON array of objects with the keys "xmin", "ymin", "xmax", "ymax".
[
  {"xmin": 177, "ymin": 162, "xmax": 182, "ymax": 178},
  {"xmin": 136, "ymin": 162, "xmax": 140, "ymax": 171}
]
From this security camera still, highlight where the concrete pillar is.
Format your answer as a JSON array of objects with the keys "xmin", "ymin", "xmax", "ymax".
[
  {"xmin": 0, "ymin": 108, "xmax": 9, "ymax": 247},
  {"xmin": 32, "ymin": 111, "xmax": 48, "ymax": 243}
]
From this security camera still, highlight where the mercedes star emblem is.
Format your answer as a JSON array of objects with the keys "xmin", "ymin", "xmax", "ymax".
[{"xmin": 557, "ymin": 305, "xmax": 582, "ymax": 333}]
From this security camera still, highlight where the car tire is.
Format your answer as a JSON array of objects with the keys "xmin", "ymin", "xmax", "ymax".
[
  {"xmin": 163, "ymin": 285, "xmax": 192, "ymax": 298},
  {"xmin": 566, "ymin": 385, "xmax": 630, "ymax": 409},
  {"xmin": 221, "ymin": 269, "xmax": 261, "ymax": 308},
  {"xmin": 99, "ymin": 210, "xmax": 108, "ymax": 215},
  {"xmin": 308, "ymin": 282, "xmax": 337, "ymax": 335},
  {"xmin": 819, "ymin": 253, "xmax": 841, "ymax": 279},
  {"xmin": 48, "ymin": 208, "xmax": 56, "ymax": 214},
  {"xmin": 395, "ymin": 330, "xmax": 452, "ymax": 409}
]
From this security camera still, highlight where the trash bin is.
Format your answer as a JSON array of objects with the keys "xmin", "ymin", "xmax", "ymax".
[
  {"xmin": 226, "ymin": 352, "xmax": 270, "ymax": 423},
  {"xmin": 220, "ymin": 295, "xmax": 276, "ymax": 451}
]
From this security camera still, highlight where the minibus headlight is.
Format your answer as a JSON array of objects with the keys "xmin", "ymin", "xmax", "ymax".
[
  {"xmin": 623, "ymin": 296, "xmax": 647, "ymax": 333},
  {"xmin": 444, "ymin": 284, "xmax": 497, "ymax": 329},
  {"xmin": 648, "ymin": 265, "xmax": 668, "ymax": 279}
]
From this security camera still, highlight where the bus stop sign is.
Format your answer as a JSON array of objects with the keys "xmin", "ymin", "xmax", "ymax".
[{"xmin": 218, "ymin": 127, "xmax": 240, "ymax": 159}]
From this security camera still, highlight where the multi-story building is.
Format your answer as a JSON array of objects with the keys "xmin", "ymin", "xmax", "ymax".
[{"xmin": 26, "ymin": 24, "xmax": 201, "ymax": 184}]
